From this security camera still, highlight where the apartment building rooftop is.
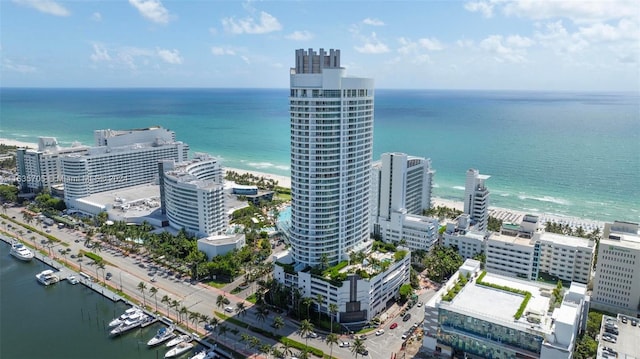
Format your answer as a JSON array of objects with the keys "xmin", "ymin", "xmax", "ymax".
[{"xmin": 537, "ymin": 231, "xmax": 594, "ymax": 248}]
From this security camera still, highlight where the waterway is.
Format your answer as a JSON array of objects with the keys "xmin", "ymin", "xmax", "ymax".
[{"xmin": 0, "ymin": 241, "xmax": 205, "ymax": 359}]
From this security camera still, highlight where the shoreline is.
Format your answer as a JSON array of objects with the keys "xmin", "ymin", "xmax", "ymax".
[{"xmin": 0, "ymin": 137, "xmax": 606, "ymax": 229}]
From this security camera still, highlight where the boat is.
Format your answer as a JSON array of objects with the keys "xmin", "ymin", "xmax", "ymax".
[
  {"xmin": 147, "ymin": 325, "xmax": 176, "ymax": 346},
  {"xmin": 166, "ymin": 334, "xmax": 191, "ymax": 347},
  {"xmin": 108, "ymin": 307, "xmax": 143, "ymax": 327},
  {"xmin": 189, "ymin": 349, "xmax": 216, "ymax": 359},
  {"xmin": 36, "ymin": 269, "xmax": 60, "ymax": 285},
  {"xmin": 140, "ymin": 314, "xmax": 156, "ymax": 327},
  {"xmin": 165, "ymin": 341, "xmax": 194, "ymax": 358},
  {"xmin": 109, "ymin": 313, "xmax": 148, "ymax": 336},
  {"xmin": 10, "ymin": 242, "xmax": 34, "ymax": 261},
  {"xmin": 66, "ymin": 275, "xmax": 79, "ymax": 284}
]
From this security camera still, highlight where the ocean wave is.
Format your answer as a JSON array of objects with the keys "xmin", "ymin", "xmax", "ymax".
[
  {"xmin": 246, "ymin": 161, "xmax": 289, "ymax": 171},
  {"xmin": 518, "ymin": 194, "xmax": 571, "ymax": 206},
  {"xmin": 452, "ymin": 186, "xmax": 465, "ymax": 191}
]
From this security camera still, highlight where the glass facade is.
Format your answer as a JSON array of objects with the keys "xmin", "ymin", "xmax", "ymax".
[{"xmin": 437, "ymin": 308, "xmax": 543, "ymax": 359}]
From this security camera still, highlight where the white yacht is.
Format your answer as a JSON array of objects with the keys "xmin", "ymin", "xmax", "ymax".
[
  {"xmin": 36, "ymin": 269, "xmax": 60, "ymax": 285},
  {"xmin": 166, "ymin": 334, "xmax": 191, "ymax": 347},
  {"xmin": 108, "ymin": 307, "xmax": 143, "ymax": 328},
  {"xmin": 110, "ymin": 313, "xmax": 148, "ymax": 336},
  {"xmin": 189, "ymin": 349, "xmax": 216, "ymax": 359},
  {"xmin": 147, "ymin": 325, "xmax": 176, "ymax": 346},
  {"xmin": 66, "ymin": 276, "xmax": 79, "ymax": 285},
  {"xmin": 10, "ymin": 242, "xmax": 34, "ymax": 261},
  {"xmin": 165, "ymin": 341, "xmax": 194, "ymax": 358}
]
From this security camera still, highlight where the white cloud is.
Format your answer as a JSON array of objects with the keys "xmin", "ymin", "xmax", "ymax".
[
  {"xmin": 503, "ymin": 0, "xmax": 637, "ymax": 23},
  {"xmin": 479, "ymin": 34, "xmax": 528, "ymax": 63},
  {"xmin": 285, "ymin": 30, "xmax": 313, "ymax": 41},
  {"xmin": 156, "ymin": 48, "xmax": 182, "ymax": 64},
  {"xmin": 506, "ymin": 34, "xmax": 534, "ymax": 47},
  {"xmin": 128, "ymin": 0, "xmax": 170, "ymax": 24},
  {"xmin": 12, "ymin": 0, "xmax": 69, "ymax": 16},
  {"xmin": 355, "ymin": 32, "xmax": 390, "ymax": 54},
  {"xmin": 578, "ymin": 19, "xmax": 639, "ymax": 42},
  {"xmin": 2, "ymin": 58, "xmax": 37, "ymax": 73},
  {"xmin": 240, "ymin": 55, "xmax": 250, "ymax": 64},
  {"xmin": 91, "ymin": 12, "xmax": 102, "ymax": 22},
  {"xmin": 211, "ymin": 46, "xmax": 236, "ymax": 56},
  {"xmin": 464, "ymin": 1, "xmax": 496, "ymax": 18},
  {"xmin": 363, "ymin": 18, "xmax": 385, "ymax": 26},
  {"xmin": 90, "ymin": 43, "xmax": 111, "ymax": 62},
  {"xmin": 222, "ymin": 11, "xmax": 282, "ymax": 34},
  {"xmin": 419, "ymin": 38, "xmax": 444, "ymax": 51},
  {"xmin": 534, "ymin": 21, "xmax": 588, "ymax": 54}
]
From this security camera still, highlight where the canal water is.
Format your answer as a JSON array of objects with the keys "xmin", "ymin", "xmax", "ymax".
[{"xmin": 0, "ymin": 241, "xmax": 203, "ymax": 359}]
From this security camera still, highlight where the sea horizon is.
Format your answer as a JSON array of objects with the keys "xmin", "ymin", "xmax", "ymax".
[{"xmin": 1, "ymin": 88, "xmax": 638, "ymax": 224}]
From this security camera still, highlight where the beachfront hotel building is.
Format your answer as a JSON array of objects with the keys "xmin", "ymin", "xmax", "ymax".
[
  {"xmin": 159, "ymin": 153, "xmax": 227, "ymax": 238},
  {"xmin": 464, "ymin": 168, "xmax": 490, "ymax": 232},
  {"xmin": 61, "ymin": 127, "xmax": 188, "ymax": 205},
  {"xmin": 274, "ymin": 48, "xmax": 411, "ymax": 326},
  {"xmin": 16, "ymin": 137, "xmax": 89, "ymax": 193},
  {"xmin": 370, "ymin": 152, "xmax": 439, "ymax": 251},
  {"xmin": 591, "ymin": 221, "xmax": 640, "ymax": 317},
  {"xmin": 422, "ymin": 259, "xmax": 590, "ymax": 359},
  {"xmin": 442, "ymin": 214, "xmax": 487, "ymax": 259},
  {"xmin": 484, "ymin": 215, "xmax": 595, "ymax": 284}
]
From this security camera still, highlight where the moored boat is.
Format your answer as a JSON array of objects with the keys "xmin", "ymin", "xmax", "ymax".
[
  {"xmin": 36, "ymin": 269, "xmax": 59, "ymax": 285},
  {"xmin": 165, "ymin": 341, "xmax": 194, "ymax": 358},
  {"xmin": 66, "ymin": 275, "xmax": 79, "ymax": 284},
  {"xmin": 10, "ymin": 242, "xmax": 34, "ymax": 261},
  {"xmin": 166, "ymin": 334, "xmax": 191, "ymax": 347},
  {"xmin": 147, "ymin": 325, "xmax": 176, "ymax": 346},
  {"xmin": 189, "ymin": 349, "xmax": 216, "ymax": 359},
  {"xmin": 109, "ymin": 313, "xmax": 148, "ymax": 336},
  {"xmin": 108, "ymin": 307, "xmax": 142, "ymax": 328}
]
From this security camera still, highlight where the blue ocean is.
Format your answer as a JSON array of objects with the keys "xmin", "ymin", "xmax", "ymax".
[{"xmin": 1, "ymin": 88, "xmax": 638, "ymax": 223}]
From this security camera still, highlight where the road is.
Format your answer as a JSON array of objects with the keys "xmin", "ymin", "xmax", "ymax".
[{"xmin": 2, "ymin": 205, "xmax": 437, "ymax": 359}]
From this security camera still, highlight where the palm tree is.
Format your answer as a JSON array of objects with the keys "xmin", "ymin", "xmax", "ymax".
[
  {"xmin": 216, "ymin": 294, "xmax": 226, "ymax": 311},
  {"xmin": 171, "ymin": 299, "xmax": 181, "ymax": 321},
  {"xmin": 208, "ymin": 317, "xmax": 219, "ymax": 335},
  {"xmin": 325, "ymin": 333, "xmax": 339, "ymax": 359},
  {"xmin": 189, "ymin": 311, "xmax": 199, "ymax": 329},
  {"xmin": 329, "ymin": 303, "xmax": 339, "ymax": 334},
  {"xmin": 198, "ymin": 313, "xmax": 210, "ymax": 329},
  {"xmin": 180, "ymin": 306, "xmax": 188, "ymax": 326},
  {"xmin": 351, "ymin": 337, "xmax": 366, "ymax": 359},
  {"xmin": 260, "ymin": 344, "xmax": 272, "ymax": 359},
  {"xmin": 272, "ymin": 316, "xmax": 284, "ymax": 335},
  {"xmin": 254, "ymin": 306, "xmax": 267, "ymax": 328},
  {"xmin": 301, "ymin": 297, "xmax": 313, "ymax": 319},
  {"xmin": 149, "ymin": 287, "xmax": 158, "ymax": 312},
  {"xmin": 297, "ymin": 319, "xmax": 314, "ymax": 351},
  {"xmin": 280, "ymin": 341, "xmax": 293, "ymax": 359},
  {"xmin": 240, "ymin": 333, "xmax": 250, "ymax": 349},
  {"xmin": 235, "ymin": 302, "xmax": 246, "ymax": 317},
  {"xmin": 96, "ymin": 261, "xmax": 106, "ymax": 283},
  {"xmin": 137, "ymin": 281, "xmax": 147, "ymax": 307},
  {"xmin": 315, "ymin": 294, "xmax": 324, "ymax": 320},
  {"xmin": 161, "ymin": 295, "xmax": 171, "ymax": 315},
  {"xmin": 218, "ymin": 324, "xmax": 228, "ymax": 338}
]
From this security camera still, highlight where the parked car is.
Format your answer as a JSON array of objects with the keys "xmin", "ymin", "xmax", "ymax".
[
  {"xmin": 339, "ymin": 341, "xmax": 350, "ymax": 348},
  {"xmin": 224, "ymin": 306, "xmax": 234, "ymax": 313},
  {"xmin": 403, "ymin": 313, "xmax": 411, "ymax": 322},
  {"xmin": 402, "ymin": 331, "xmax": 410, "ymax": 340},
  {"xmin": 375, "ymin": 329, "xmax": 385, "ymax": 336},
  {"xmin": 307, "ymin": 332, "xmax": 318, "ymax": 338},
  {"xmin": 390, "ymin": 323, "xmax": 398, "ymax": 329}
]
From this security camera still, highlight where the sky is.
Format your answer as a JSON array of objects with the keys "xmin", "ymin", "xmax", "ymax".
[{"xmin": 1, "ymin": 0, "xmax": 639, "ymax": 91}]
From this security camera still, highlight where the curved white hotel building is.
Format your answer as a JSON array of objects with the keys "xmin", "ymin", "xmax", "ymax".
[
  {"xmin": 289, "ymin": 48, "xmax": 374, "ymax": 266},
  {"xmin": 159, "ymin": 154, "xmax": 227, "ymax": 238}
]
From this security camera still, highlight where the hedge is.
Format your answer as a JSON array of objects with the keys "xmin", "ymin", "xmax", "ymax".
[{"xmin": 84, "ymin": 252, "xmax": 103, "ymax": 262}]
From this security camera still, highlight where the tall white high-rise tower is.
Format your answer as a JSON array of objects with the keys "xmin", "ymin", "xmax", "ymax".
[
  {"xmin": 464, "ymin": 168, "xmax": 490, "ymax": 232},
  {"xmin": 289, "ymin": 48, "xmax": 374, "ymax": 266}
]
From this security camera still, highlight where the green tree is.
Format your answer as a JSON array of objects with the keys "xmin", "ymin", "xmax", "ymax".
[
  {"xmin": 297, "ymin": 319, "xmax": 314, "ymax": 351},
  {"xmin": 329, "ymin": 303, "xmax": 339, "ymax": 334},
  {"xmin": 137, "ymin": 281, "xmax": 147, "ymax": 307},
  {"xmin": 216, "ymin": 294, "xmax": 226, "ymax": 310},
  {"xmin": 351, "ymin": 337, "xmax": 367, "ymax": 359},
  {"xmin": 272, "ymin": 316, "xmax": 285, "ymax": 334},
  {"xmin": 149, "ymin": 287, "xmax": 158, "ymax": 312},
  {"xmin": 326, "ymin": 333, "xmax": 339, "ymax": 359},
  {"xmin": 399, "ymin": 283, "xmax": 413, "ymax": 301}
]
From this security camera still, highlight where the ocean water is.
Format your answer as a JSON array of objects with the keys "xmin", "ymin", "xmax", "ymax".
[{"xmin": 1, "ymin": 88, "xmax": 638, "ymax": 223}]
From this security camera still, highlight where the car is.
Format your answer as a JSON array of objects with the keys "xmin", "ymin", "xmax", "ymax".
[
  {"xmin": 403, "ymin": 313, "xmax": 411, "ymax": 322},
  {"xmin": 357, "ymin": 349, "xmax": 369, "ymax": 356},
  {"xmin": 602, "ymin": 335, "xmax": 617, "ymax": 343},
  {"xmin": 417, "ymin": 301, "xmax": 423, "ymax": 307},
  {"xmin": 402, "ymin": 331, "xmax": 410, "ymax": 340},
  {"xmin": 70, "ymin": 254, "xmax": 76, "ymax": 259},
  {"xmin": 224, "ymin": 306, "xmax": 234, "ymax": 313},
  {"xmin": 390, "ymin": 323, "xmax": 398, "ymax": 329},
  {"xmin": 621, "ymin": 316, "xmax": 628, "ymax": 324},
  {"xmin": 105, "ymin": 272, "xmax": 112, "ymax": 279},
  {"xmin": 605, "ymin": 328, "xmax": 618, "ymax": 335},
  {"xmin": 338, "ymin": 342, "xmax": 350, "ymax": 348},
  {"xmin": 307, "ymin": 332, "xmax": 318, "ymax": 338},
  {"xmin": 375, "ymin": 329, "xmax": 385, "ymax": 336},
  {"xmin": 150, "ymin": 276, "xmax": 157, "ymax": 282},
  {"xmin": 631, "ymin": 319, "xmax": 638, "ymax": 326}
]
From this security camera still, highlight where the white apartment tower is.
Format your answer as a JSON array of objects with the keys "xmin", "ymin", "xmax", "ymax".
[
  {"xmin": 289, "ymin": 48, "xmax": 374, "ymax": 267},
  {"xmin": 464, "ymin": 168, "xmax": 490, "ymax": 232},
  {"xmin": 591, "ymin": 221, "xmax": 640, "ymax": 316},
  {"xmin": 159, "ymin": 154, "xmax": 227, "ymax": 238}
]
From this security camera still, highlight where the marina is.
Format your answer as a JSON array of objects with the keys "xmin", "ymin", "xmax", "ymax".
[{"xmin": 1, "ymin": 237, "xmax": 222, "ymax": 359}]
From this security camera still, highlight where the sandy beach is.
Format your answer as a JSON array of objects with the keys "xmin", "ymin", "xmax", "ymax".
[
  {"xmin": 0, "ymin": 136, "xmax": 603, "ymax": 230},
  {"xmin": 0, "ymin": 138, "xmax": 38, "ymax": 148}
]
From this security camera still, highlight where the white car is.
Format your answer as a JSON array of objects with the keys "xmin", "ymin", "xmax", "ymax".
[
  {"xmin": 375, "ymin": 329, "xmax": 385, "ymax": 336},
  {"xmin": 307, "ymin": 332, "xmax": 318, "ymax": 338},
  {"xmin": 339, "ymin": 341, "xmax": 350, "ymax": 348},
  {"xmin": 224, "ymin": 306, "xmax": 234, "ymax": 313}
]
